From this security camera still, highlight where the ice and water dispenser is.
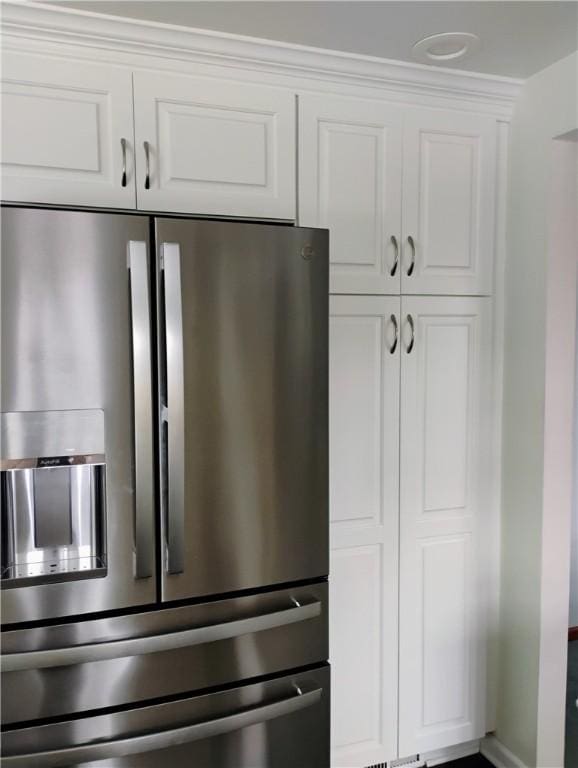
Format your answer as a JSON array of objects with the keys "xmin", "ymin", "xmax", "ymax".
[{"xmin": 1, "ymin": 410, "xmax": 107, "ymax": 587}]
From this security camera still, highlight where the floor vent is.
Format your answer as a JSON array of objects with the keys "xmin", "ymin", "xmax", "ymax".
[{"xmin": 365, "ymin": 754, "xmax": 423, "ymax": 768}]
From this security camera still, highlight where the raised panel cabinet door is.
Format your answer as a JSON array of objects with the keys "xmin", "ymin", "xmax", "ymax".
[
  {"xmin": 299, "ymin": 94, "xmax": 403, "ymax": 295},
  {"xmin": 329, "ymin": 295, "xmax": 400, "ymax": 767},
  {"xmin": 1, "ymin": 51, "xmax": 136, "ymax": 208},
  {"xmin": 398, "ymin": 296, "xmax": 491, "ymax": 757},
  {"xmin": 401, "ymin": 109, "xmax": 497, "ymax": 295},
  {"xmin": 133, "ymin": 72, "xmax": 295, "ymax": 219}
]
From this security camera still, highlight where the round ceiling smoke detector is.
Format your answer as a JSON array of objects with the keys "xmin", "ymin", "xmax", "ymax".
[{"xmin": 412, "ymin": 32, "xmax": 480, "ymax": 65}]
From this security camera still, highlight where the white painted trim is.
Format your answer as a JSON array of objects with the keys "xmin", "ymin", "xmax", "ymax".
[
  {"xmin": 481, "ymin": 736, "xmax": 530, "ymax": 768},
  {"xmin": 1, "ymin": 1, "xmax": 522, "ymax": 114},
  {"xmin": 424, "ymin": 739, "xmax": 481, "ymax": 766},
  {"xmin": 486, "ymin": 120, "xmax": 510, "ymax": 732}
]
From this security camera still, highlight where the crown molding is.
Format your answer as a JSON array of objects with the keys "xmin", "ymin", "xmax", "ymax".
[{"xmin": 1, "ymin": 1, "xmax": 523, "ymax": 113}]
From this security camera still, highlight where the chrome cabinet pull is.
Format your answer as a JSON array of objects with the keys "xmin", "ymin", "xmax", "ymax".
[
  {"xmin": 120, "ymin": 138, "xmax": 127, "ymax": 187},
  {"xmin": 128, "ymin": 242, "xmax": 154, "ymax": 580},
  {"xmin": 389, "ymin": 314, "xmax": 398, "ymax": 354},
  {"xmin": 406, "ymin": 235, "xmax": 416, "ymax": 277},
  {"xmin": 143, "ymin": 140, "xmax": 151, "ymax": 190},
  {"xmin": 390, "ymin": 235, "xmax": 399, "ymax": 277},
  {"xmin": 161, "ymin": 243, "xmax": 185, "ymax": 575},
  {"xmin": 1, "ymin": 599, "xmax": 321, "ymax": 672},
  {"xmin": 1, "ymin": 685, "xmax": 322, "ymax": 766},
  {"xmin": 406, "ymin": 314, "xmax": 415, "ymax": 354}
]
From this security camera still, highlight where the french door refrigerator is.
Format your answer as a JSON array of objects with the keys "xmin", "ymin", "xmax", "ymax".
[{"xmin": 0, "ymin": 207, "xmax": 329, "ymax": 767}]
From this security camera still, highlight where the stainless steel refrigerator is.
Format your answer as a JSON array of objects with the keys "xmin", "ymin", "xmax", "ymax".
[{"xmin": 0, "ymin": 207, "xmax": 329, "ymax": 767}]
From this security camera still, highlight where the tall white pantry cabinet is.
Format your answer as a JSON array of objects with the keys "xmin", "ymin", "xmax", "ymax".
[
  {"xmin": 0, "ymin": 5, "xmax": 515, "ymax": 767},
  {"xmin": 299, "ymin": 95, "xmax": 498, "ymax": 766}
]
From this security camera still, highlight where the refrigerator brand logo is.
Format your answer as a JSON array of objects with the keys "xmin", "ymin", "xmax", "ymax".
[
  {"xmin": 301, "ymin": 244, "xmax": 315, "ymax": 261},
  {"xmin": 38, "ymin": 457, "xmax": 67, "ymax": 467}
]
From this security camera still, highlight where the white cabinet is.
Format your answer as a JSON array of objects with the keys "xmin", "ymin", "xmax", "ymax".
[
  {"xmin": 133, "ymin": 71, "xmax": 295, "ymax": 219},
  {"xmin": 329, "ymin": 295, "xmax": 400, "ymax": 767},
  {"xmin": 299, "ymin": 96, "xmax": 496, "ymax": 296},
  {"xmin": 1, "ymin": 51, "xmax": 136, "ymax": 209},
  {"xmin": 329, "ymin": 295, "xmax": 491, "ymax": 766},
  {"xmin": 299, "ymin": 95, "xmax": 403, "ymax": 294},
  {"xmin": 401, "ymin": 110, "xmax": 496, "ymax": 295},
  {"xmin": 1, "ymin": 53, "xmax": 296, "ymax": 219},
  {"xmin": 398, "ymin": 296, "xmax": 491, "ymax": 755}
]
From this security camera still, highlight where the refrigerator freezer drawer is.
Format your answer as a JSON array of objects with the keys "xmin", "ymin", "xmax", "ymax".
[
  {"xmin": 1, "ymin": 582, "xmax": 328, "ymax": 725},
  {"xmin": 2, "ymin": 666, "xmax": 329, "ymax": 768}
]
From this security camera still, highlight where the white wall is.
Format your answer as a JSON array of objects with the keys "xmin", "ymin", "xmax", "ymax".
[
  {"xmin": 498, "ymin": 51, "xmax": 578, "ymax": 768},
  {"xmin": 537, "ymin": 129, "xmax": 578, "ymax": 767}
]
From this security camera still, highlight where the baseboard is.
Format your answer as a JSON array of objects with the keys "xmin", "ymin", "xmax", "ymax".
[
  {"xmin": 569, "ymin": 626, "xmax": 578, "ymax": 641},
  {"xmin": 481, "ymin": 735, "xmax": 530, "ymax": 768},
  {"xmin": 424, "ymin": 740, "xmax": 481, "ymax": 766}
]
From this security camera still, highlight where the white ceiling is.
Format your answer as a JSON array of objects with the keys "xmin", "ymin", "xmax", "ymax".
[{"xmin": 50, "ymin": 1, "xmax": 578, "ymax": 78}]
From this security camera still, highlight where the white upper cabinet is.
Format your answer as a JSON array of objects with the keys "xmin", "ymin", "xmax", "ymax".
[
  {"xmin": 299, "ymin": 95, "xmax": 497, "ymax": 296},
  {"xmin": 329, "ymin": 295, "xmax": 400, "ymax": 768},
  {"xmin": 1, "ymin": 51, "xmax": 136, "ymax": 209},
  {"xmin": 133, "ymin": 71, "xmax": 296, "ymax": 219},
  {"xmin": 401, "ymin": 109, "xmax": 497, "ymax": 295},
  {"xmin": 299, "ymin": 94, "xmax": 403, "ymax": 294},
  {"xmin": 398, "ymin": 296, "xmax": 491, "ymax": 756}
]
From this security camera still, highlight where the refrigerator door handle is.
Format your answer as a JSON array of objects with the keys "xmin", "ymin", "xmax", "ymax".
[
  {"xmin": 128, "ymin": 241, "xmax": 154, "ymax": 579},
  {"xmin": 1, "ymin": 685, "xmax": 322, "ymax": 767},
  {"xmin": 161, "ymin": 242, "xmax": 185, "ymax": 575},
  {"xmin": 1, "ymin": 598, "xmax": 322, "ymax": 672}
]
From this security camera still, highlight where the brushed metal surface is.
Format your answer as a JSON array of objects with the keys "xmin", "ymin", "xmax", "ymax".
[
  {"xmin": 156, "ymin": 218, "xmax": 329, "ymax": 602},
  {"xmin": 2, "ymin": 666, "xmax": 330, "ymax": 768},
  {"xmin": 1, "ymin": 410, "xmax": 104, "ymax": 460},
  {"xmin": 0, "ymin": 207, "xmax": 156, "ymax": 623},
  {"xmin": 2, "ymin": 599, "xmax": 321, "ymax": 671},
  {"xmin": 160, "ymin": 241, "xmax": 185, "ymax": 574},
  {"xmin": 1, "ymin": 582, "xmax": 328, "ymax": 724},
  {"xmin": 3, "ymin": 689, "xmax": 323, "ymax": 767},
  {"xmin": 128, "ymin": 241, "xmax": 155, "ymax": 580}
]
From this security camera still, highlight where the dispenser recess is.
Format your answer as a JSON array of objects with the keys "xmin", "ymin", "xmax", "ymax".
[{"xmin": 1, "ymin": 411, "xmax": 107, "ymax": 588}]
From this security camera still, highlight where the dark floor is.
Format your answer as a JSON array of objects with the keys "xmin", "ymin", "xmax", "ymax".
[
  {"xmin": 567, "ymin": 640, "xmax": 578, "ymax": 768},
  {"xmin": 443, "ymin": 756, "xmax": 493, "ymax": 768}
]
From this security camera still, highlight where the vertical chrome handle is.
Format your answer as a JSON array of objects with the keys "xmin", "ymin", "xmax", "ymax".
[
  {"xmin": 390, "ymin": 236, "xmax": 399, "ymax": 277},
  {"xmin": 406, "ymin": 314, "xmax": 415, "ymax": 354},
  {"xmin": 389, "ymin": 314, "xmax": 398, "ymax": 354},
  {"xmin": 120, "ymin": 138, "xmax": 127, "ymax": 188},
  {"xmin": 128, "ymin": 242, "xmax": 154, "ymax": 579},
  {"xmin": 143, "ymin": 140, "xmax": 151, "ymax": 190},
  {"xmin": 406, "ymin": 236, "xmax": 416, "ymax": 277},
  {"xmin": 161, "ymin": 243, "xmax": 185, "ymax": 575}
]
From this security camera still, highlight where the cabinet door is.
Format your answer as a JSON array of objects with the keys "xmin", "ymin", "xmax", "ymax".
[
  {"xmin": 401, "ymin": 110, "xmax": 496, "ymax": 295},
  {"xmin": 299, "ymin": 94, "xmax": 402, "ymax": 295},
  {"xmin": 329, "ymin": 296, "xmax": 400, "ymax": 767},
  {"xmin": 133, "ymin": 72, "xmax": 295, "ymax": 219},
  {"xmin": 398, "ymin": 296, "xmax": 491, "ymax": 756},
  {"xmin": 1, "ymin": 51, "xmax": 136, "ymax": 208}
]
